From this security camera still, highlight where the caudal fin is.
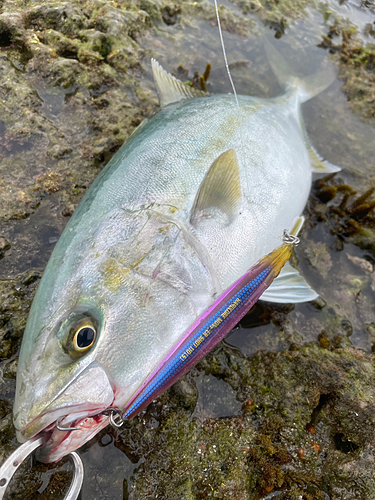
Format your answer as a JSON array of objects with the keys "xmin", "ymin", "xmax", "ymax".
[
  {"xmin": 264, "ymin": 40, "xmax": 336, "ymax": 103},
  {"xmin": 265, "ymin": 40, "xmax": 341, "ymax": 173}
]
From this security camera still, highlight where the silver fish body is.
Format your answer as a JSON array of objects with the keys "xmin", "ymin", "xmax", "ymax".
[{"xmin": 14, "ymin": 84, "xmax": 319, "ymax": 462}]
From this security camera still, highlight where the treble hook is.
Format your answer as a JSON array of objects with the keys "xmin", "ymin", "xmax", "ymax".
[
  {"xmin": 0, "ymin": 436, "xmax": 84, "ymax": 500},
  {"xmin": 56, "ymin": 417, "xmax": 82, "ymax": 432}
]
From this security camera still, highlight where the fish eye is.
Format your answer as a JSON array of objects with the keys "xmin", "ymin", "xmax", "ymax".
[
  {"xmin": 74, "ymin": 325, "xmax": 96, "ymax": 351},
  {"xmin": 62, "ymin": 315, "xmax": 99, "ymax": 358}
]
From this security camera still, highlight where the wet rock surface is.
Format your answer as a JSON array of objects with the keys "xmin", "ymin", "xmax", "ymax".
[
  {"xmin": 319, "ymin": 12, "xmax": 375, "ymax": 123},
  {"xmin": 0, "ymin": 0, "xmax": 375, "ymax": 499},
  {"xmin": 121, "ymin": 342, "xmax": 375, "ymax": 499}
]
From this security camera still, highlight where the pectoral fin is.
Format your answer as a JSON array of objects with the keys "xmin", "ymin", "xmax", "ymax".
[
  {"xmin": 151, "ymin": 59, "xmax": 209, "ymax": 108},
  {"xmin": 261, "ymin": 262, "xmax": 318, "ymax": 303},
  {"xmin": 190, "ymin": 149, "xmax": 242, "ymax": 225}
]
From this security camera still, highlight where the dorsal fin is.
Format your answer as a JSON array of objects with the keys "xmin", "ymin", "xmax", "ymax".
[
  {"xmin": 190, "ymin": 149, "xmax": 242, "ymax": 225},
  {"xmin": 151, "ymin": 59, "xmax": 209, "ymax": 108}
]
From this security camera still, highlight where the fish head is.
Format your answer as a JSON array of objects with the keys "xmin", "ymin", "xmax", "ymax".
[
  {"xmin": 13, "ymin": 285, "xmax": 115, "ymax": 462},
  {"xmin": 14, "ymin": 206, "xmax": 215, "ymax": 462}
]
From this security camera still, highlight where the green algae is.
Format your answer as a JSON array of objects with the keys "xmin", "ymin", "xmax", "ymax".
[{"xmin": 112, "ymin": 341, "xmax": 375, "ymax": 499}]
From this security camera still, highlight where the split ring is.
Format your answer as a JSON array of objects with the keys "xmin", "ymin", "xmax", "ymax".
[{"xmin": 0, "ymin": 437, "xmax": 84, "ymax": 500}]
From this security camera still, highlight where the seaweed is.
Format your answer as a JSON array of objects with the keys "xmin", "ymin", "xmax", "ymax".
[
  {"xmin": 311, "ymin": 175, "xmax": 375, "ymax": 256},
  {"xmin": 319, "ymin": 16, "xmax": 375, "ymax": 122}
]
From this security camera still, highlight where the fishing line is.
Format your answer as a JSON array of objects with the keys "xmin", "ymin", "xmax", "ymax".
[
  {"xmin": 213, "ymin": 0, "xmax": 249, "ymax": 198},
  {"xmin": 213, "ymin": 0, "xmax": 239, "ymax": 106},
  {"xmin": 213, "ymin": 0, "xmax": 279, "ymax": 244}
]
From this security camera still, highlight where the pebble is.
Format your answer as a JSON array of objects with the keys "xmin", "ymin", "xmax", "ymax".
[{"xmin": 347, "ymin": 254, "xmax": 374, "ymax": 273}]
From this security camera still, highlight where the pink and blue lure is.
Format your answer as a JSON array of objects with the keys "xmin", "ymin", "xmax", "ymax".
[{"xmin": 121, "ymin": 241, "xmax": 295, "ymax": 420}]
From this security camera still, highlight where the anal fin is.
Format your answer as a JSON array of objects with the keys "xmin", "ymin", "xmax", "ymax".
[
  {"xmin": 308, "ymin": 144, "xmax": 341, "ymax": 174},
  {"xmin": 300, "ymin": 115, "xmax": 341, "ymax": 174},
  {"xmin": 261, "ymin": 261, "xmax": 318, "ymax": 303},
  {"xmin": 289, "ymin": 215, "xmax": 304, "ymax": 237},
  {"xmin": 261, "ymin": 215, "xmax": 318, "ymax": 303}
]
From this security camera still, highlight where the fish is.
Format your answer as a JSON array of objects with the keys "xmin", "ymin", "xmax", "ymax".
[{"xmin": 13, "ymin": 57, "xmax": 340, "ymax": 463}]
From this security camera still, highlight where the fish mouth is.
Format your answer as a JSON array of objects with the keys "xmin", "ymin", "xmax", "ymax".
[
  {"xmin": 14, "ymin": 361, "xmax": 117, "ymax": 462},
  {"xmin": 19, "ymin": 406, "xmax": 113, "ymax": 463}
]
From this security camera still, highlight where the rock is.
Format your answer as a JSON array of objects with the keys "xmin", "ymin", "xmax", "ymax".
[
  {"xmin": 122, "ymin": 343, "xmax": 375, "ymax": 499},
  {"xmin": 162, "ymin": 5, "xmax": 182, "ymax": 25},
  {"xmin": 347, "ymin": 254, "xmax": 374, "ymax": 274},
  {"xmin": 0, "ymin": 237, "xmax": 10, "ymax": 259},
  {"xmin": 304, "ymin": 241, "xmax": 333, "ymax": 279}
]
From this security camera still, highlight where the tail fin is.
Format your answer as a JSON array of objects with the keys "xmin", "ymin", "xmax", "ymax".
[
  {"xmin": 264, "ymin": 40, "xmax": 336, "ymax": 103},
  {"xmin": 265, "ymin": 40, "xmax": 341, "ymax": 174}
]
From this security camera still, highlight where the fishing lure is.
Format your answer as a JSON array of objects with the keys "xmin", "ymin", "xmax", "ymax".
[{"xmin": 121, "ymin": 231, "xmax": 298, "ymax": 421}]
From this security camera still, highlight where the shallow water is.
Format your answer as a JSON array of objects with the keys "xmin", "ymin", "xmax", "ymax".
[{"xmin": 1, "ymin": 0, "xmax": 375, "ymax": 498}]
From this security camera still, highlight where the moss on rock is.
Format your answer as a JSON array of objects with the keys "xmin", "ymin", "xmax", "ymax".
[
  {"xmin": 113, "ymin": 341, "xmax": 375, "ymax": 499},
  {"xmin": 0, "ymin": 269, "xmax": 41, "ymax": 360},
  {"xmin": 319, "ymin": 15, "xmax": 375, "ymax": 123}
]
